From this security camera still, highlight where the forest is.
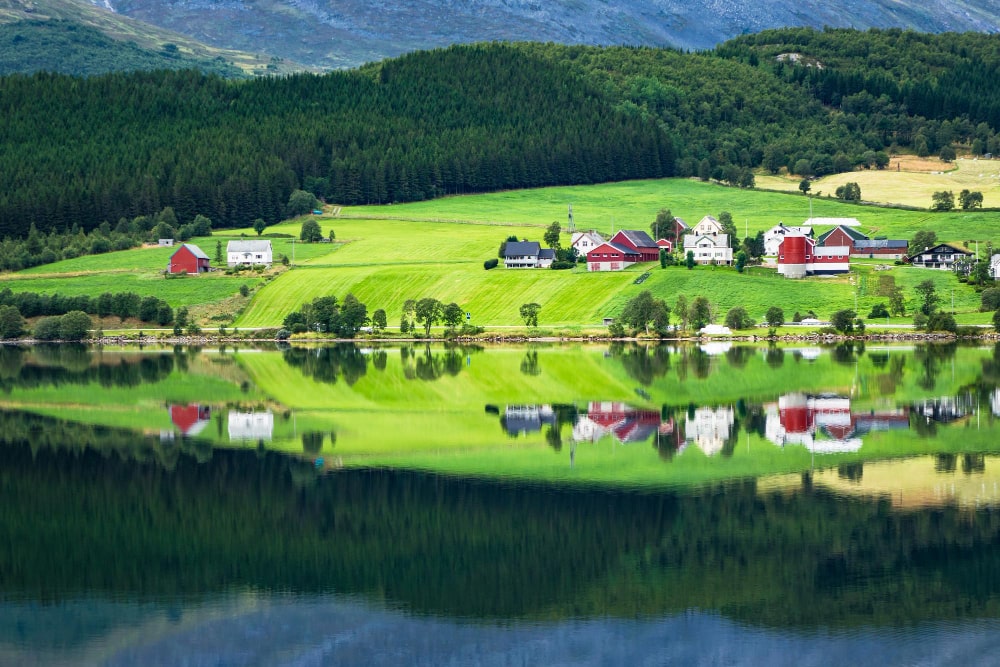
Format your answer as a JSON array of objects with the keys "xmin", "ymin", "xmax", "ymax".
[{"xmin": 2, "ymin": 28, "xmax": 1000, "ymax": 238}]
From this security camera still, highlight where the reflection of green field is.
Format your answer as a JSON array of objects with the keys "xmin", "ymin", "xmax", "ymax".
[{"xmin": 4, "ymin": 344, "xmax": 997, "ymax": 489}]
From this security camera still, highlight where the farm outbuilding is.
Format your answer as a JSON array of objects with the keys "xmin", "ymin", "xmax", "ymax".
[{"xmin": 167, "ymin": 243, "xmax": 211, "ymax": 274}]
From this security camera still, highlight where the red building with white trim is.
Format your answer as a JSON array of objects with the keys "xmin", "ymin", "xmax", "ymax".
[
  {"xmin": 777, "ymin": 235, "xmax": 849, "ymax": 278},
  {"xmin": 167, "ymin": 243, "xmax": 211, "ymax": 274},
  {"xmin": 586, "ymin": 242, "xmax": 640, "ymax": 272},
  {"xmin": 609, "ymin": 230, "xmax": 660, "ymax": 262}
]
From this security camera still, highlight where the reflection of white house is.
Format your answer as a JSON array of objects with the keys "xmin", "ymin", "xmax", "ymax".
[
  {"xmin": 227, "ymin": 240, "xmax": 273, "ymax": 267},
  {"xmin": 764, "ymin": 223, "xmax": 813, "ymax": 256},
  {"xmin": 228, "ymin": 411, "xmax": 274, "ymax": 441},
  {"xmin": 684, "ymin": 406, "xmax": 735, "ymax": 456},
  {"xmin": 682, "ymin": 215, "xmax": 733, "ymax": 265}
]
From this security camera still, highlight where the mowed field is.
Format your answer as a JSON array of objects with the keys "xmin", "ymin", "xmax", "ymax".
[
  {"xmin": 236, "ymin": 177, "xmax": 997, "ymax": 328},
  {"xmin": 756, "ymin": 157, "xmax": 1000, "ymax": 209},
  {"xmin": 3, "ymin": 177, "xmax": 998, "ymax": 329}
]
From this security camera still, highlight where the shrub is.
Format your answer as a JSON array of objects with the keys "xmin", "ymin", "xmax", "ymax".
[
  {"xmin": 868, "ymin": 303, "xmax": 890, "ymax": 319},
  {"xmin": 724, "ymin": 306, "xmax": 755, "ymax": 330},
  {"xmin": 981, "ymin": 288, "xmax": 1000, "ymax": 311},
  {"xmin": 830, "ymin": 309, "xmax": 857, "ymax": 334},
  {"xmin": 926, "ymin": 311, "xmax": 957, "ymax": 332},
  {"xmin": 608, "ymin": 320, "xmax": 625, "ymax": 337},
  {"xmin": 34, "ymin": 316, "xmax": 62, "ymax": 340},
  {"xmin": 239, "ymin": 284, "xmax": 251, "ymax": 297},
  {"xmin": 275, "ymin": 328, "xmax": 291, "ymax": 340},
  {"xmin": 484, "ymin": 258, "xmax": 498, "ymax": 270},
  {"xmin": 550, "ymin": 260, "xmax": 575, "ymax": 270},
  {"xmin": 0, "ymin": 305, "xmax": 26, "ymax": 339},
  {"xmin": 764, "ymin": 306, "xmax": 784, "ymax": 328}
]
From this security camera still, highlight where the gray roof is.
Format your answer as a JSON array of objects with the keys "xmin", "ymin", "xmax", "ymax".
[
  {"xmin": 227, "ymin": 240, "xmax": 272, "ymax": 253},
  {"xmin": 854, "ymin": 239, "xmax": 908, "ymax": 249},
  {"xmin": 505, "ymin": 241, "xmax": 540, "ymax": 257},
  {"xmin": 177, "ymin": 243, "xmax": 209, "ymax": 259},
  {"xmin": 538, "ymin": 248, "xmax": 556, "ymax": 259},
  {"xmin": 617, "ymin": 229, "xmax": 658, "ymax": 248}
]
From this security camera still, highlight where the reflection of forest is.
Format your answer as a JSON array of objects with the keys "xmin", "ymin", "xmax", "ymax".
[
  {"xmin": 4, "ymin": 434, "xmax": 1000, "ymax": 630},
  {"xmin": 282, "ymin": 344, "xmax": 482, "ymax": 384},
  {"xmin": 0, "ymin": 344, "xmax": 175, "ymax": 390}
]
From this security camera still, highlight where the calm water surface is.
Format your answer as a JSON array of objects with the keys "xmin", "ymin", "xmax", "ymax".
[{"xmin": 3, "ymin": 341, "xmax": 1000, "ymax": 665}]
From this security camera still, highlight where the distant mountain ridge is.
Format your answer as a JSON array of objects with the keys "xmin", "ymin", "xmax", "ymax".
[{"xmin": 95, "ymin": 0, "xmax": 1000, "ymax": 68}]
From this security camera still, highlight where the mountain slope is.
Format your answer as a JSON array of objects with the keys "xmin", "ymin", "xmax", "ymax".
[
  {"xmin": 0, "ymin": 0, "xmax": 307, "ymax": 74},
  {"xmin": 99, "ymin": 0, "xmax": 1000, "ymax": 68}
]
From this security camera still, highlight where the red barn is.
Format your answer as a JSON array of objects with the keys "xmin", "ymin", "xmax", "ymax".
[
  {"xmin": 609, "ymin": 230, "xmax": 660, "ymax": 262},
  {"xmin": 168, "ymin": 243, "xmax": 211, "ymax": 274},
  {"xmin": 587, "ymin": 242, "xmax": 640, "ymax": 271}
]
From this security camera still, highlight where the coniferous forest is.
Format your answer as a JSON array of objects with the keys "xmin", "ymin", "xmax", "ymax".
[{"xmin": 3, "ymin": 29, "xmax": 1000, "ymax": 238}]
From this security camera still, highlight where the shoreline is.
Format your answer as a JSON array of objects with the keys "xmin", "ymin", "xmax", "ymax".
[{"xmin": 3, "ymin": 331, "xmax": 995, "ymax": 346}]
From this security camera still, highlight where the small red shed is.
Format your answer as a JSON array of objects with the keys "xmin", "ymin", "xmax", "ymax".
[{"xmin": 168, "ymin": 243, "xmax": 211, "ymax": 274}]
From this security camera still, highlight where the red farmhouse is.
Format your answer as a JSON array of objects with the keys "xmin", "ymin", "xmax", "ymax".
[
  {"xmin": 586, "ymin": 242, "xmax": 639, "ymax": 272},
  {"xmin": 609, "ymin": 230, "xmax": 660, "ymax": 262},
  {"xmin": 168, "ymin": 243, "xmax": 211, "ymax": 274}
]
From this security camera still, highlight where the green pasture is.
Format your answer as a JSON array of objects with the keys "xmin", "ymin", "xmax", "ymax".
[
  {"xmin": 4, "ymin": 177, "xmax": 1000, "ymax": 330},
  {"xmin": 336, "ymin": 177, "xmax": 1000, "ymax": 242},
  {"xmin": 238, "ymin": 257, "xmax": 989, "ymax": 328}
]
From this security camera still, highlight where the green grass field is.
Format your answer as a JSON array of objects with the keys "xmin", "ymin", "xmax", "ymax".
[{"xmin": 4, "ymin": 177, "xmax": 1000, "ymax": 329}]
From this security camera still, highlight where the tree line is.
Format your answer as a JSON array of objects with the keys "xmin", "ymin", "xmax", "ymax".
[{"xmin": 4, "ymin": 32, "xmax": 1000, "ymax": 239}]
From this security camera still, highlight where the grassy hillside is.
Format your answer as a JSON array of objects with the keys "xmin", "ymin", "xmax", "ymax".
[
  {"xmin": 2, "ymin": 177, "xmax": 996, "ymax": 330},
  {"xmin": 237, "ymin": 178, "xmax": 996, "ymax": 328}
]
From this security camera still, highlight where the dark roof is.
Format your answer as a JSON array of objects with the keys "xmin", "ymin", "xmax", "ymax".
[
  {"xmin": 817, "ymin": 225, "xmax": 868, "ymax": 245},
  {"xmin": 176, "ymin": 243, "xmax": 210, "ymax": 260},
  {"xmin": 616, "ymin": 229, "xmax": 658, "ymax": 248},
  {"xmin": 538, "ymin": 248, "xmax": 556, "ymax": 259},
  {"xmin": 854, "ymin": 239, "xmax": 908, "ymax": 249},
  {"xmin": 911, "ymin": 243, "xmax": 974, "ymax": 257},
  {"xmin": 504, "ymin": 241, "xmax": 540, "ymax": 257}
]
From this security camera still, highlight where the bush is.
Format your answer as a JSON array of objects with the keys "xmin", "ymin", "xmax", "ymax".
[
  {"xmin": 868, "ymin": 303, "xmax": 890, "ymax": 319},
  {"xmin": 0, "ymin": 305, "xmax": 26, "ymax": 339},
  {"xmin": 483, "ymin": 258, "xmax": 498, "ymax": 270},
  {"xmin": 981, "ymin": 287, "xmax": 1000, "ymax": 311},
  {"xmin": 34, "ymin": 316, "xmax": 62, "ymax": 340},
  {"xmin": 830, "ymin": 309, "xmax": 857, "ymax": 334},
  {"xmin": 608, "ymin": 320, "xmax": 625, "ymax": 337},
  {"xmin": 724, "ymin": 306, "xmax": 755, "ymax": 330},
  {"xmin": 275, "ymin": 328, "xmax": 291, "ymax": 340},
  {"xmin": 59, "ymin": 311, "xmax": 92, "ymax": 341},
  {"xmin": 550, "ymin": 260, "xmax": 575, "ymax": 270},
  {"xmin": 926, "ymin": 311, "xmax": 957, "ymax": 332},
  {"xmin": 239, "ymin": 284, "xmax": 251, "ymax": 297}
]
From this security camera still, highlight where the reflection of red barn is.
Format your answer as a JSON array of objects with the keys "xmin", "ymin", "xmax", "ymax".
[
  {"xmin": 585, "ymin": 402, "xmax": 663, "ymax": 444},
  {"xmin": 170, "ymin": 404, "xmax": 211, "ymax": 436}
]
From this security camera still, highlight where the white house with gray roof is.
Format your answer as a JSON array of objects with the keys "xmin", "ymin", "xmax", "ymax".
[{"xmin": 227, "ymin": 240, "xmax": 273, "ymax": 267}]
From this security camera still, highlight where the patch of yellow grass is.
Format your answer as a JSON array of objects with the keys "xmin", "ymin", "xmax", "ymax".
[{"xmin": 756, "ymin": 157, "xmax": 1000, "ymax": 208}]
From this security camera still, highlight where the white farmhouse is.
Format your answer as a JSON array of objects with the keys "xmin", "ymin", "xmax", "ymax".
[
  {"xmin": 682, "ymin": 215, "xmax": 733, "ymax": 265},
  {"xmin": 570, "ymin": 231, "xmax": 605, "ymax": 256},
  {"xmin": 227, "ymin": 240, "xmax": 273, "ymax": 268}
]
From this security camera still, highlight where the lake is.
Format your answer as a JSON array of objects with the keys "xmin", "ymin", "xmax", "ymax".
[{"xmin": 3, "ymin": 341, "xmax": 1000, "ymax": 665}]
